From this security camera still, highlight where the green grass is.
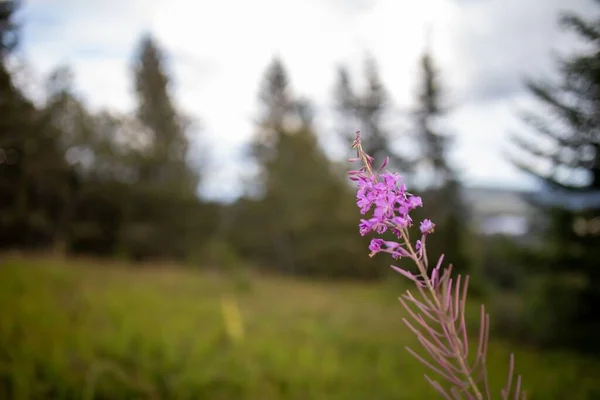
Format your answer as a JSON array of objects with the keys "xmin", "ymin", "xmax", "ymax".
[{"xmin": 0, "ymin": 255, "xmax": 599, "ymax": 399}]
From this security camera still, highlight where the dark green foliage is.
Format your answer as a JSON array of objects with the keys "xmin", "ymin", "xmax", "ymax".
[
  {"xmin": 0, "ymin": 6, "xmax": 213, "ymax": 262},
  {"xmin": 0, "ymin": 1, "xmax": 73, "ymax": 251},
  {"xmin": 260, "ymin": 128, "xmax": 375, "ymax": 278},
  {"xmin": 0, "ymin": 0, "xmax": 462, "ymax": 282},
  {"xmin": 230, "ymin": 57, "xmax": 384, "ymax": 279},
  {"xmin": 508, "ymin": 3, "xmax": 600, "ymax": 354},
  {"xmin": 133, "ymin": 35, "xmax": 198, "ymax": 194}
]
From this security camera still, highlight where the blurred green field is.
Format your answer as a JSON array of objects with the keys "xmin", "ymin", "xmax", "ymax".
[{"xmin": 1, "ymin": 255, "xmax": 599, "ymax": 399}]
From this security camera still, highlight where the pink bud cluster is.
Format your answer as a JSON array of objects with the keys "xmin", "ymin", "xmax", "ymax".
[{"xmin": 348, "ymin": 131, "xmax": 435, "ymax": 282}]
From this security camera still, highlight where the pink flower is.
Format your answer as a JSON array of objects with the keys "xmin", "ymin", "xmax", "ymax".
[{"xmin": 419, "ymin": 219, "xmax": 435, "ymax": 235}]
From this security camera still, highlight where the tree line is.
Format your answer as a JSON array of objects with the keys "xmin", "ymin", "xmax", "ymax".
[
  {"xmin": 1, "ymin": 0, "xmax": 600, "ymax": 355},
  {"xmin": 0, "ymin": 1, "xmax": 466, "ymax": 279}
]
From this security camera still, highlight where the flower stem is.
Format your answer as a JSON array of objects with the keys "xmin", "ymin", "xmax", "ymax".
[{"xmin": 401, "ymin": 229, "xmax": 484, "ymax": 399}]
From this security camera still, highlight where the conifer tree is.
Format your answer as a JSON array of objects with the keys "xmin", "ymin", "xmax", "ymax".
[
  {"xmin": 243, "ymin": 57, "xmax": 378, "ymax": 278},
  {"xmin": 410, "ymin": 46, "xmax": 469, "ymax": 275},
  {"xmin": 133, "ymin": 34, "xmax": 198, "ymax": 194},
  {"xmin": 508, "ymin": 2, "xmax": 600, "ymax": 352},
  {"xmin": 0, "ymin": 0, "xmax": 71, "ymax": 249},
  {"xmin": 251, "ymin": 57, "xmax": 295, "ymax": 175},
  {"xmin": 119, "ymin": 34, "xmax": 202, "ymax": 261},
  {"xmin": 41, "ymin": 66, "xmax": 90, "ymax": 253},
  {"xmin": 334, "ymin": 57, "xmax": 410, "ymax": 175}
]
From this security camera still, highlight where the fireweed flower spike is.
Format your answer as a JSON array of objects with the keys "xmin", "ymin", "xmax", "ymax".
[{"xmin": 348, "ymin": 131, "xmax": 526, "ymax": 400}]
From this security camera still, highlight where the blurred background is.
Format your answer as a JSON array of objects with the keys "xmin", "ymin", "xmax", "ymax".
[{"xmin": 1, "ymin": 0, "xmax": 600, "ymax": 398}]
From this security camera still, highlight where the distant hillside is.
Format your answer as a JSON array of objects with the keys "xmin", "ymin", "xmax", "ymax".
[
  {"xmin": 462, "ymin": 185, "xmax": 535, "ymax": 236},
  {"xmin": 463, "ymin": 185, "xmax": 535, "ymax": 217}
]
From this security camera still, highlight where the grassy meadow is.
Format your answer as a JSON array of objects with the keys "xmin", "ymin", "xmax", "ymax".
[{"xmin": 1, "ymin": 255, "xmax": 599, "ymax": 399}]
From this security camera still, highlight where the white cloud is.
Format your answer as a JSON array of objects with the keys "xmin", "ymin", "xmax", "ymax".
[
  {"xmin": 17, "ymin": 0, "xmax": 588, "ymax": 200},
  {"xmin": 146, "ymin": 0, "xmax": 463, "ymax": 199}
]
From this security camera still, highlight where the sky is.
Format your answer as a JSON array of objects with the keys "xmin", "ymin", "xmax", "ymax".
[{"xmin": 13, "ymin": 0, "xmax": 597, "ymax": 201}]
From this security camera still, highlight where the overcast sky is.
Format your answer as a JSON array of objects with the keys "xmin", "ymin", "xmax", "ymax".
[{"xmin": 14, "ymin": 0, "xmax": 596, "ymax": 200}]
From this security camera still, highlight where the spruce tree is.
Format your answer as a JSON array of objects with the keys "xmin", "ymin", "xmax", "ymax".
[
  {"xmin": 243, "ymin": 57, "xmax": 377, "ymax": 278},
  {"xmin": 509, "ymin": 2, "xmax": 600, "ymax": 352},
  {"xmin": 120, "ymin": 34, "xmax": 202, "ymax": 261},
  {"xmin": 249, "ymin": 57, "xmax": 318, "ymax": 274},
  {"xmin": 41, "ymin": 66, "xmax": 89, "ymax": 253},
  {"xmin": 133, "ymin": 34, "xmax": 198, "ymax": 194},
  {"xmin": 414, "ymin": 50, "xmax": 452, "ymax": 186},
  {"xmin": 410, "ymin": 47, "xmax": 470, "ymax": 276},
  {"xmin": 334, "ymin": 57, "xmax": 410, "ymax": 175},
  {"xmin": 0, "ymin": 0, "xmax": 71, "ymax": 249},
  {"xmin": 251, "ymin": 56, "xmax": 295, "ymax": 174}
]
